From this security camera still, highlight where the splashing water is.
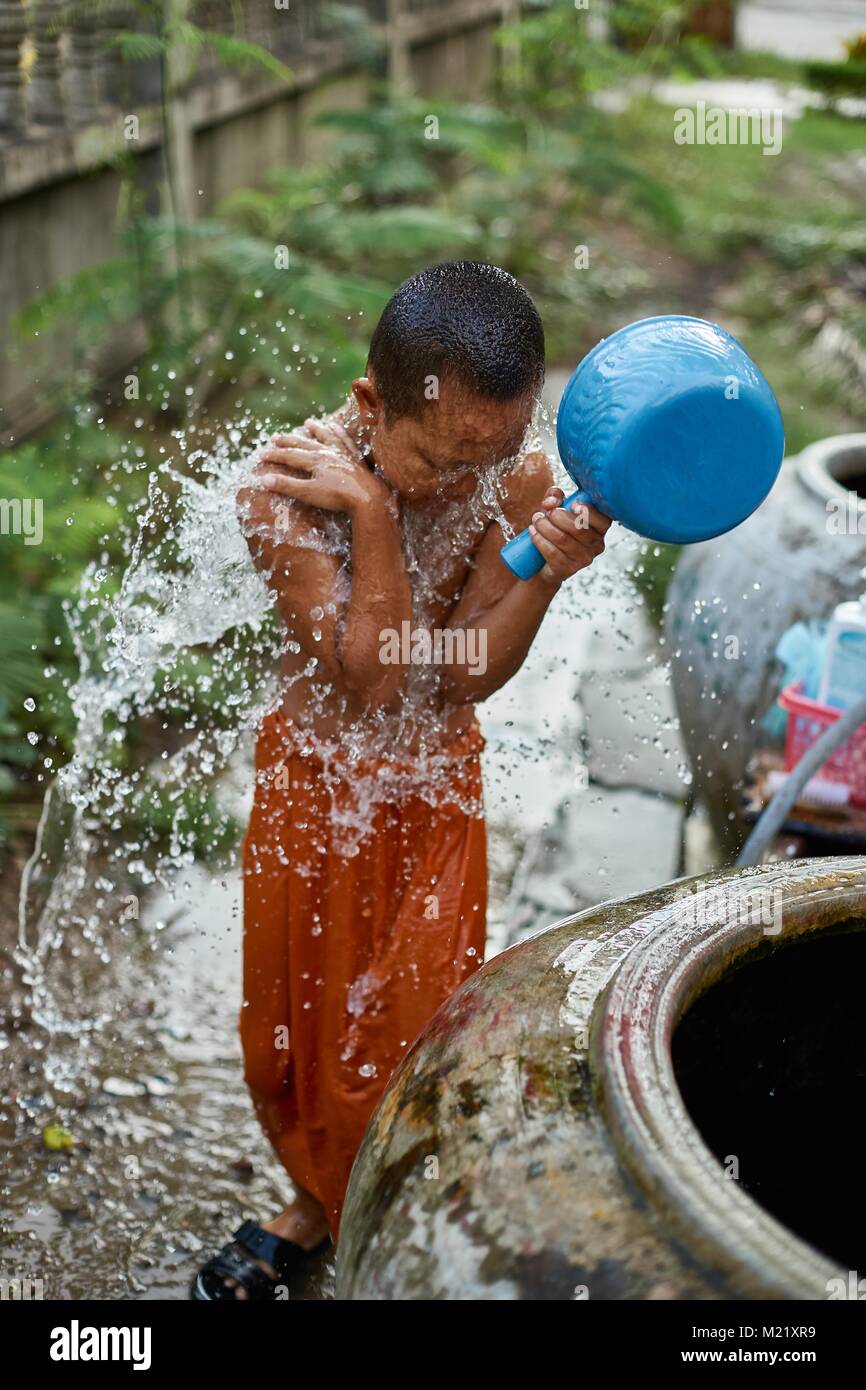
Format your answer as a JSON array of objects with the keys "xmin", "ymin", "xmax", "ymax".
[
  {"xmin": 11, "ymin": 390, "xmax": 654, "ymax": 1025},
  {"xmin": 10, "ymin": 401, "xmax": 542, "ymax": 1029},
  {"xmin": 1, "ymin": 379, "xmax": 670, "ymax": 1296},
  {"xmin": 15, "ymin": 426, "xmax": 282, "ymax": 1038}
]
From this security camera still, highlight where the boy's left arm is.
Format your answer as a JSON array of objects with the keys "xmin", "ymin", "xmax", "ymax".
[{"xmin": 440, "ymin": 451, "xmax": 610, "ymax": 704}]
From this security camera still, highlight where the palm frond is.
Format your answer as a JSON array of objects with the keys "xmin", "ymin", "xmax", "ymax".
[
  {"xmin": 0, "ymin": 606, "xmax": 47, "ymax": 711},
  {"xmin": 189, "ymin": 26, "xmax": 293, "ymax": 82},
  {"xmin": 107, "ymin": 31, "xmax": 167, "ymax": 61}
]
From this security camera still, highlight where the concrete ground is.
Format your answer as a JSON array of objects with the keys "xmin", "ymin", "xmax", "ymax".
[{"xmin": 738, "ymin": 0, "xmax": 864, "ymax": 62}]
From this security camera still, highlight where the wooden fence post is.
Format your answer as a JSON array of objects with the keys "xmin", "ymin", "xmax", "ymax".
[
  {"xmin": 28, "ymin": 0, "xmax": 65, "ymax": 126},
  {"xmin": 386, "ymin": 0, "xmax": 411, "ymax": 93},
  {"xmin": 0, "ymin": 0, "xmax": 27, "ymax": 133}
]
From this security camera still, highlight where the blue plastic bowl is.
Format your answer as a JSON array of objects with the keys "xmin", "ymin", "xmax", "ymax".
[{"xmin": 501, "ymin": 314, "xmax": 785, "ymax": 579}]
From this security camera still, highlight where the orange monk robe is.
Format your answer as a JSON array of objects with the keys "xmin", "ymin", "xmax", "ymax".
[{"xmin": 240, "ymin": 710, "xmax": 487, "ymax": 1239}]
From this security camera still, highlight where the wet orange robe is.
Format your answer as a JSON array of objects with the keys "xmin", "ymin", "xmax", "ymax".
[{"xmin": 240, "ymin": 709, "xmax": 487, "ymax": 1239}]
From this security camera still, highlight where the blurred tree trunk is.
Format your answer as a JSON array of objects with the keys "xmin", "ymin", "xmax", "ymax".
[
  {"xmin": 386, "ymin": 0, "xmax": 410, "ymax": 92},
  {"xmin": 688, "ymin": 2, "xmax": 734, "ymax": 46},
  {"xmin": 162, "ymin": 0, "xmax": 196, "ymax": 224},
  {"xmin": 160, "ymin": 0, "xmax": 197, "ymax": 331}
]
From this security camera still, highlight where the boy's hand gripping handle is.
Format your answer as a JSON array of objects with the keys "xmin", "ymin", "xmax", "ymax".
[{"xmin": 500, "ymin": 488, "xmax": 592, "ymax": 580}]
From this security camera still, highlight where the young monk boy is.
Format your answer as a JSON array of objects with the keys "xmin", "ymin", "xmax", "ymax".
[{"xmin": 193, "ymin": 261, "xmax": 610, "ymax": 1299}]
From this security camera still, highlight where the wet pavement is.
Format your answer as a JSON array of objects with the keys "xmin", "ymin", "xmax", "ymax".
[{"xmin": 1, "ymin": 858, "xmax": 335, "ymax": 1301}]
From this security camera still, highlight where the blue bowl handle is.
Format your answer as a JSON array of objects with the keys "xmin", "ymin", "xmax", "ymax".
[{"xmin": 500, "ymin": 488, "xmax": 592, "ymax": 580}]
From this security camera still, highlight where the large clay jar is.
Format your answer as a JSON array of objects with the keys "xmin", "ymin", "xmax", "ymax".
[
  {"xmin": 337, "ymin": 858, "xmax": 866, "ymax": 1300},
  {"xmin": 665, "ymin": 434, "xmax": 866, "ymax": 851}
]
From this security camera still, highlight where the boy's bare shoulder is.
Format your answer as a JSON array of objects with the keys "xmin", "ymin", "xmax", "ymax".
[{"xmin": 498, "ymin": 448, "xmax": 556, "ymax": 532}]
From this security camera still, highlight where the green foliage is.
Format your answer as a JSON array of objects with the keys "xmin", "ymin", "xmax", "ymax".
[
  {"xmin": 629, "ymin": 543, "xmax": 681, "ymax": 629},
  {"xmin": 0, "ymin": 608, "xmax": 45, "ymax": 730},
  {"xmin": 0, "ymin": 425, "xmax": 151, "ymax": 838},
  {"xmin": 81, "ymin": 0, "xmax": 294, "ymax": 82},
  {"xmin": 0, "ymin": 443, "xmax": 127, "ymax": 593},
  {"xmin": 320, "ymin": 4, "xmax": 385, "ymax": 68},
  {"xmin": 125, "ymin": 779, "xmax": 239, "ymax": 863},
  {"xmin": 107, "ymin": 31, "xmax": 163, "ymax": 62},
  {"xmin": 803, "ymin": 60, "xmax": 866, "ymax": 102},
  {"xmin": 499, "ymin": 0, "xmax": 710, "ymax": 111},
  {"xmin": 175, "ymin": 25, "xmax": 292, "ymax": 82}
]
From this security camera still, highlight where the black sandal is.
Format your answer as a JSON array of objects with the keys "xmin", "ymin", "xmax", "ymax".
[{"xmin": 191, "ymin": 1219, "xmax": 329, "ymax": 1301}]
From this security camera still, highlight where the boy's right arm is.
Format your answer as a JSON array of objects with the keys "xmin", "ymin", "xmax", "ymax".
[{"xmin": 237, "ymin": 432, "xmax": 413, "ymax": 706}]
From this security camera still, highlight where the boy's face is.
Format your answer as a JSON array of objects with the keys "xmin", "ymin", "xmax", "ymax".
[{"xmin": 351, "ymin": 374, "xmax": 534, "ymax": 506}]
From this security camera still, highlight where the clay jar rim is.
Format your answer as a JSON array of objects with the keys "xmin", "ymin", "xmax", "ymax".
[
  {"xmin": 593, "ymin": 857, "xmax": 865, "ymax": 1299},
  {"xmin": 795, "ymin": 431, "xmax": 866, "ymax": 510}
]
